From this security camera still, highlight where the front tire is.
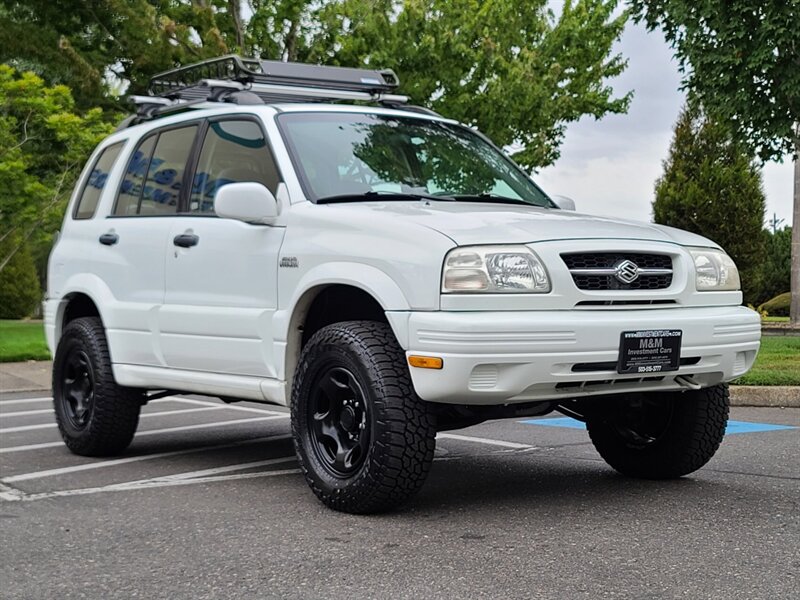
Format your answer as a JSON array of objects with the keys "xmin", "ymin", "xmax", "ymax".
[
  {"xmin": 586, "ymin": 384, "xmax": 729, "ymax": 479},
  {"xmin": 52, "ymin": 317, "xmax": 143, "ymax": 456},
  {"xmin": 291, "ymin": 321, "xmax": 436, "ymax": 514}
]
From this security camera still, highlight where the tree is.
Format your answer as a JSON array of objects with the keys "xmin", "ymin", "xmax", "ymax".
[
  {"xmin": 629, "ymin": 0, "xmax": 800, "ymax": 321},
  {"xmin": 0, "ymin": 1, "xmax": 240, "ymax": 109},
  {"xmin": 654, "ymin": 106, "xmax": 766, "ymax": 304},
  {"xmin": 2, "ymin": 0, "xmax": 631, "ymax": 171},
  {"xmin": 0, "ymin": 65, "xmax": 113, "ymax": 275}
]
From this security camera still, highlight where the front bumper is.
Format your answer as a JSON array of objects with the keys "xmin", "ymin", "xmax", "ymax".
[{"xmin": 394, "ymin": 306, "xmax": 760, "ymax": 405}]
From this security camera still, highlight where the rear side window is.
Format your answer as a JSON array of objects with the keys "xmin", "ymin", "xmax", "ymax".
[
  {"xmin": 115, "ymin": 134, "xmax": 156, "ymax": 216},
  {"xmin": 189, "ymin": 120, "xmax": 280, "ymax": 214},
  {"xmin": 73, "ymin": 142, "xmax": 124, "ymax": 219},
  {"xmin": 114, "ymin": 125, "xmax": 198, "ymax": 216}
]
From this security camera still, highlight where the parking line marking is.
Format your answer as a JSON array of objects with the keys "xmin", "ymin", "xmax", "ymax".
[
  {"xmin": 438, "ymin": 432, "xmax": 535, "ymax": 450},
  {"xmin": 166, "ymin": 396, "xmax": 287, "ymax": 416},
  {"xmin": 1, "ymin": 434, "xmax": 293, "ymax": 483},
  {"xmin": 0, "ymin": 405, "xmax": 229, "ymax": 434},
  {"xmin": 3, "ymin": 468, "xmax": 302, "ymax": 502},
  {"xmin": 133, "ymin": 455, "xmax": 297, "ymax": 483},
  {"xmin": 0, "ymin": 408, "xmax": 54, "ymax": 418},
  {"xmin": 0, "ymin": 415, "xmax": 289, "ymax": 454},
  {"xmin": 0, "ymin": 397, "xmax": 52, "ymax": 406}
]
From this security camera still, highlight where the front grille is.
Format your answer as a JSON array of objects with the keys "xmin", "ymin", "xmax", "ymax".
[{"xmin": 562, "ymin": 252, "xmax": 673, "ymax": 291}]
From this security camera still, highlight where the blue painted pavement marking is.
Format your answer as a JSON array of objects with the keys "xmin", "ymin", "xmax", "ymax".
[{"xmin": 519, "ymin": 417, "xmax": 797, "ymax": 435}]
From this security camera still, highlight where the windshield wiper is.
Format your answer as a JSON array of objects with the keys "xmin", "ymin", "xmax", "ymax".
[
  {"xmin": 448, "ymin": 193, "xmax": 545, "ymax": 208},
  {"xmin": 316, "ymin": 191, "xmax": 453, "ymax": 204}
]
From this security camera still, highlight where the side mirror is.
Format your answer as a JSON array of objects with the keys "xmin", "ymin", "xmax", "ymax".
[
  {"xmin": 215, "ymin": 182, "xmax": 279, "ymax": 224},
  {"xmin": 551, "ymin": 195, "xmax": 576, "ymax": 211}
]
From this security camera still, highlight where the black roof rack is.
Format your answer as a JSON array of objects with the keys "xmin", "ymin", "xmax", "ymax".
[
  {"xmin": 148, "ymin": 55, "xmax": 401, "ymax": 97},
  {"xmin": 121, "ymin": 55, "xmax": 442, "ymax": 129}
]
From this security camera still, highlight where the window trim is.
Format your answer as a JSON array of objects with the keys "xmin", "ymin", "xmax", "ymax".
[
  {"xmin": 180, "ymin": 114, "xmax": 284, "ymax": 216},
  {"xmin": 109, "ymin": 120, "xmax": 203, "ymax": 218},
  {"xmin": 72, "ymin": 141, "xmax": 126, "ymax": 220}
]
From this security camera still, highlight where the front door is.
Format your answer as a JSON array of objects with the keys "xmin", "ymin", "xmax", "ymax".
[{"xmin": 159, "ymin": 118, "xmax": 285, "ymax": 377}]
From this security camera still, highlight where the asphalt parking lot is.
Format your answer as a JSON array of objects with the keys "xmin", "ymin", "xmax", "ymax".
[{"xmin": 1, "ymin": 390, "xmax": 798, "ymax": 600}]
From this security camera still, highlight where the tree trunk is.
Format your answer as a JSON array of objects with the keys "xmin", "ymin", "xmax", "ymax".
[
  {"xmin": 228, "ymin": 0, "xmax": 245, "ymax": 53},
  {"xmin": 791, "ymin": 132, "xmax": 800, "ymax": 324}
]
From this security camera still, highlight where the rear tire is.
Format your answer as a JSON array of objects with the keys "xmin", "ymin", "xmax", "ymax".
[
  {"xmin": 291, "ymin": 321, "xmax": 436, "ymax": 514},
  {"xmin": 52, "ymin": 317, "xmax": 143, "ymax": 456},
  {"xmin": 586, "ymin": 384, "xmax": 729, "ymax": 479}
]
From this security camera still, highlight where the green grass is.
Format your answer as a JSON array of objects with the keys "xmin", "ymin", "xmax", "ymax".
[
  {"xmin": 0, "ymin": 320, "xmax": 51, "ymax": 362},
  {"xmin": 1, "ymin": 319, "xmax": 797, "ymax": 385},
  {"xmin": 732, "ymin": 336, "xmax": 800, "ymax": 386}
]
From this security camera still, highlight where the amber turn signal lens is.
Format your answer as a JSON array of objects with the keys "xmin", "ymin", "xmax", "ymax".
[{"xmin": 408, "ymin": 355, "xmax": 443, "ymax": 369}]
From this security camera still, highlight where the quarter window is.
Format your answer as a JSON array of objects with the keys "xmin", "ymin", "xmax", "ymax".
[
  {"xmin": 189, "ymin": 120, "xmax": 280, "ymax": 214},
  {"xmin": 73, "ymin": 142, "xmax": 124, "ymax": 219}
]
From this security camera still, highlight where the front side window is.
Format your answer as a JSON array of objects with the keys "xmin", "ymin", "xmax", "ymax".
[
  {"xmin": 73, "ymin": 142, "xmax": 124, "ymax": 219},
  {"xmin": 277, "ymin": 112, "xmax": 553, "ymax": 207},
  {"xmin": 189, "ymin": 120, "xmax": 280, "ymax": 214},
  {"xmin": 114, "ymin": 125, "xmax": 197, "ymax": 216}
]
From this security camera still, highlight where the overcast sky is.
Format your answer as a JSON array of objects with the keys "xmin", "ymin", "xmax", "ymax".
[{"xmin": 534, "ymin": 18, "xmax": 794, "ymax": 227}]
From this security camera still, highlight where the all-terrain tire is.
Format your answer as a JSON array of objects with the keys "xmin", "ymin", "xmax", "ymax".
[
  {"xmin": 586, "ymin": 384, "xmax": 729, "ymax": 479},
  {"xmin": 291, "ymin": 321, "xmax": 436, "ymax": 514},
  {"xmin": 52, "ymin": 317, "xmax": 142, "ymax": 456}
]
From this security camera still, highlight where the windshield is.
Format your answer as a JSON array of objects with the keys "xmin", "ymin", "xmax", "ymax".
[{"xmin": 277, "ymin": 112, "xmax": 553, "ymax": 207}]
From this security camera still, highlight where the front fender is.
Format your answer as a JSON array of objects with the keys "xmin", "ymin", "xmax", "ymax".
[{"xmin": 273, "ymin": 261, "xmax": 411, "ymax": 345}]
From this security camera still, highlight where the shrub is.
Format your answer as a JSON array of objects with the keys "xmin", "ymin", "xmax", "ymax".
[
  {"xmin": 0, "ymin": 240, "xmax": 42, "ymax": 319},
  {"xmin": 758, "ymin": 292, "xmax": 791, "ymax": 317}
]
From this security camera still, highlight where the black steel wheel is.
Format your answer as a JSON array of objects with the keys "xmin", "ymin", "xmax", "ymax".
[
  {"xmin": 59, "ymin": 348, "xmax": 96, "ymax": 430},
  {"xmin": 291, "ymin": 321, "xmax": 436, "ymax": 514},
  {"xmin": 52, "ymin": 317, "xmax": 143, "ymax": 456},
  {"xmin": 586, "ymin": 384, "xmax": 729, "ymax": 479},
  {"xmin": 308, "ymin": 366, "xmax": 370, "ymax": 477}
]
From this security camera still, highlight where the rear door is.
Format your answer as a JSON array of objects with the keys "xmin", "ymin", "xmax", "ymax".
[
  {"xmin": 96, "ymin": 123, "xmax": 199, "ymax": 366},
  {"xmin": 159, "ymin": 117, "xmax": 286, "ymax": 377}
]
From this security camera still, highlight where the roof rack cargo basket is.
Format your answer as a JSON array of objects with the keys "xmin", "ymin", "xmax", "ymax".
[{"xmin": 149, "ymin": 55, "xmax": 401, "ymax": 98}]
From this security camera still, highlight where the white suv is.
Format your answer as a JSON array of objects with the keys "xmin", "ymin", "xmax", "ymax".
[{"xmin": 44, "ymin": 57, "xmax": 761, "ymax": 513}]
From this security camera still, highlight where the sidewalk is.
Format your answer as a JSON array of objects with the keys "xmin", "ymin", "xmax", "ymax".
[{"xmin": 1, "ymin": 360, "xmax": 797, "ymax": 407}]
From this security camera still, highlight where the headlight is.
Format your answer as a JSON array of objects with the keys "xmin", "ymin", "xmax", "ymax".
[
  {"xmin": 442, "ymin": 245, "xmax": 551, "ymax": 293},
  {"xmin": 688, "ymin": 248, "xmax": 740, "ymax": 291}
]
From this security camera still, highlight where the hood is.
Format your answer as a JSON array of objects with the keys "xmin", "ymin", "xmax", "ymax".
[{"xmin": 323, "ymin": 201, "xmax": 719, "ymax": 248}]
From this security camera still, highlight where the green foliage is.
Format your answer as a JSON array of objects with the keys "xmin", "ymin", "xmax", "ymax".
[
  {"xmin": 0, "ymin": 65, "xmax": 113, "ymax": 276},
  {"xmin": 630, "ymin": 0, "xmax": 799, "ymax": 162},
  {"xmin": 755, "ymin": 227, "xmax": 792, "ymax": 306},
  {"xmin": 654, "ymin": 106, "xmax": 766, "ymax": 303},
  {"xmin": 759, "ymin": 292, "xmax": 791, "ymax": 318},
  {"xmin": 1, "ymin": 0, "xmax": 631, "ymax": 170},
  {"xmin": 0, "ymin": 236, "xmax": 40, "ymax": 318}
]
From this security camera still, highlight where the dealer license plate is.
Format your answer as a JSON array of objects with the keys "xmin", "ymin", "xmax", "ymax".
[{"xmin": 617, "ymin": 330, "xmax": 682, "ymax": 374}]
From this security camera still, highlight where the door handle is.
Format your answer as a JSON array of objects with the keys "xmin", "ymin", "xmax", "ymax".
[
  {"xmin": 173, "ymin": 233, "xmax": 199, "ymax": 248},
  {"xmin": 99, "ymin": 233, "xmax": 119, "ymax": 246}
]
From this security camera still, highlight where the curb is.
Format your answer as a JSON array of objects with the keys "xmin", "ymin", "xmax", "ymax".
[{"xmin": 729, "ymin": 385, "xmax": 800, "ymax": 408}]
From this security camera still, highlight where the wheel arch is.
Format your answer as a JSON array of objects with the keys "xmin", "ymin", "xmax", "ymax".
[{"xmin": 279, "ymin": 271, "xmax": 411, "ymax": 396}]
